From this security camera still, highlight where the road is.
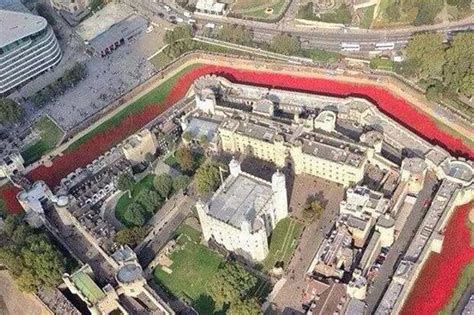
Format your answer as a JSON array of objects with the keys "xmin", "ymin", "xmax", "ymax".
[
  {"xmin": 365, "ymin": 172, "xmax": 439, "ymax": 313},
  {"xmin": 132, "ymin": 0, "xmax": 474, "ymax": 53}
]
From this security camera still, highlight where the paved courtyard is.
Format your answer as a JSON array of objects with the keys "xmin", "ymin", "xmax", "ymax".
[{"xmin": 272, "ymin": 174, "xmax": 345, "ymax": 313}]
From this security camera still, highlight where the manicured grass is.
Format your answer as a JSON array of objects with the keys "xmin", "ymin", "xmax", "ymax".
[
  {"xmin": 67, "ymin": 65, "xmax": 199, "ymax": 151},
  {"xmin": 241, "ymin": 0, "xmax": 286, "ymax": 19},
  {"xmin": 370, "ymin": 57, "xmax": 394, "ymax": 71},
  {"xmin": 21, "ymin": 116, "xmax": 64, "ymax": 164},
  {"xmin": 153, "ymin": 225, "xmax": 224, "ymax": 314},
  {"xmin": 439, "ymin": 262, "xmax": 474, "ymax": 314},
  {"xmin": 302, "ymin": 48, "xmax": 342, "ymax": 64},
  {"xmin": 115, "ymin": 175, "xmax": 155, "ymax": 227},
  {"xmin": 232, "ymin": 0, "xmax": 269, "ymax": 10},
  {"xmin": 262, "ymin": 218, "xmax": 303, "ymax": 271},
  {"xmin": 359, "ymin": 5, "xmax": 375, "ymax": 28}
]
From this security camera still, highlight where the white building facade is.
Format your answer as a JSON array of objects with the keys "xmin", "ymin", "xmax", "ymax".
[{"xmin": 196, "ymin": 158, "xmax": 288, "ymax": 261}]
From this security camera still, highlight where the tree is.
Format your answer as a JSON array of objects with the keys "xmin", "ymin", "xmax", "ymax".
[
  {"xmin": 194, "ymin": 161, "xmax": 222, "ymax": 195},
  {"xmin": 137, "ymin": 189, "xmax": 162, "ymax": 213},
  {"xmin": 172, "ymin": 175, "xmax": 190, "ymax": 191},
  {"xmin": 114, "ymin": 226, "xmax": 148, "ymax": 247},
  {"xmin": 443, "ymin": 33, "xmax": 474, "ymax": 97},
  {"xmin": 208, "ymin": 263, "xmax": 258, "ymax": 309},
  {"xmin": 116, "ymin": 173, "xmax": 135, "ymax": 197},
  {"xmin": 406, "ymin": 33, "xmax": 445, "ymax": 79},
  {"xmin": 164, "ymin": 25, "xmax": 193, "ymax": 45},
  {"xmin": 303, "ymin": 200, "xmax": 324, "ymax": 222},
  {"xmin": 154, "ymin": 174, "xmax": 173, "ymax": 199},
  {"xmin": 124, "ymin": 203, "xmax": 146, "ymax": 226},
  {"xmin": 270, "ymin": 33, "xmax": 300, "ymax": 56},
  {"xmin": 0, "ymin": 219, "xmax": 67, "ymax": 293},
  {"xmin": 413, "ymin": 0, "xmax": 443, "ymax": 26},
  {"xmin": 182, "ymin": 131, "xmax": 193, "ymax": 142},
  {"xmin": 228, "ymin": 298, "xmax": 261, "ymax": 315},
  {"xmin": 217, "ymin": 24, "xmax": 253, "ymax": 45},
  {"xmin": 0, "ymin": 98, "xmax": 24, "ymax": 124},
  {"xmin": 175, "ymin": 146, "xmax": 194, "ymax": 171}
]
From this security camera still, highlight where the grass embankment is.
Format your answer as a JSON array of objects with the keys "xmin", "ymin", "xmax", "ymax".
[
  {"xmin": 115, "ymin": 175, "xmax": 155, "ymax": 227},
  {"xmin": 262, "ymin": 218, "xmax": 303, "ymax": 271},
  {"xmin": 66, "ymin": 65, "xmax": 198, "ymax": 152},
  {"xmin": 439, "ymin": 216, "xmax": 474, "ymax": 314},
  {"xmin": 21, "ymin": 116, "xmax": 64, "ymax": 165},
  {"xmin": 150, "ymin": 39, "xmax": 254, "ymax": 69}
]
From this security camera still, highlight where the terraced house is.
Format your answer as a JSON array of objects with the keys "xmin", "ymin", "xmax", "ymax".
[{"xmin": 0, "ymin": 6, "xmax": 62, "ymax": 94}]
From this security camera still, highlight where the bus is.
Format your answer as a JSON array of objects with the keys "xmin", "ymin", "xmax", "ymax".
[
  {"xmin": 340, "ymin": 43, "xmax": 360, "ymax": 52},
  {"xmin": 375, "ymin": 42, "xmax": 395, "ymax": 51}
]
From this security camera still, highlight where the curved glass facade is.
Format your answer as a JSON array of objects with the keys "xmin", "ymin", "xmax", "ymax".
[{"xmin": 0, "ymin": 24, "xmax": 62, "ymax": 94}]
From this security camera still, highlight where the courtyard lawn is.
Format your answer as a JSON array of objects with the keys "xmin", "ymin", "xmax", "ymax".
[
  {"xmin": 153, "ymin": 225, "xmax": 224, "ymax": 314},
  {"xmin": 115, "ymin": 175, "xmax": 155, "ymax": 227},
  {"xmin": 21, "ymin": 116, "xmax": 64, "ymax": 165},
  {"xmin": 66, "ymin": 65, "xmax": 200, "ymax": 152},
  {"xmin": 262, "ymin": 218, "xmax": 303, "ymax": 271}
]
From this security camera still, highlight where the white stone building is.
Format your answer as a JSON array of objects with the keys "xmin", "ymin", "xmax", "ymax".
[{"xmin": 196, "ymin": 158, "xmax": 288, "ymax": 261}]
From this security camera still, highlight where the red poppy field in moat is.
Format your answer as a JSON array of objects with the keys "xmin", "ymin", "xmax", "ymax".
[{"xmin": 1, "ymin": 64, "xmax": 473, "ymax": 313}]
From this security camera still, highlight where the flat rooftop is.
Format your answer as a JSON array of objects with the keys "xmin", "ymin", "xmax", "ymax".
[
  {"xmin": 207, "ymin": 173, "xmax": 272, "ymax": 231},
  {"xmin": 75, "ymin": 3, "xmax": 134, "ymax": 41},
  {"xmin": 0, "ymin": 9, "xmax": 46, "ymax": 48},
  {"xmin": 117, "ymin": 264, "xmax": 142, "ymax": 284}
]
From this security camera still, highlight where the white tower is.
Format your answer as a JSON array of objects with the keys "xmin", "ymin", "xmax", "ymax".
[
  {"xmin": 229, "ymin": 157, "xmax": 241, "ymax": 177},
  {"xmin": 271, "ymin": 170, "xmax": 288, "ymax": 224}
]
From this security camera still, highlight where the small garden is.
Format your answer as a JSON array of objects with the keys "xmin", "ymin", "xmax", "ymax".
[
  {"xmin": 20, "ymin": 116, "xmax": 64, "ymax": 165},
  {"xmin": 114, "ymin": 171, "xmax": 190, "ymax": 227},
  {"xmin": 153, "ymin": 224, "xmax": 270, "ymax": 314}
]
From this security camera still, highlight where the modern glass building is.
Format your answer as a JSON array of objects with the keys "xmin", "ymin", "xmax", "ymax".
[{"xmin": 0, "ymin": 9, "xmax": 62, "ymax": 95}]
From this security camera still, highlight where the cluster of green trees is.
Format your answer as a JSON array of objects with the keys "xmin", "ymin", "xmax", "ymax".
[
  {"xmin": 400, "ymin": 32, "xmax": 474, "ymax": 99},
  {"xmin": 270, "ymin": 33, "xmax": 301, "ymax": 56},
  {"xmin": 297, "ymin": 2, "xmax": 352, "ymax": 25},
  {"xmin": 194, "ymin": 160, "xmax": 225, "ymax": 195},
  {"xmin": 384, "ymin": 0, "xmax": 464, "ymax": 25},
  {"xmin": 117, "ymin": 172, "xmax": 190, "ymax": 226},
  {"xmin": 217, "ymin": 24, "xmax": 253, "ymax": 46},
  {"xmin": 0, "ymin": 98, "xmax": 24, "ymax": 124},
  {"xmin": 114, "ymin": 226, "xmax": 148, "ymax": 247},
  {"xmin": 0, "ymin": 216, "xmax": 69, "ymax": 292},
  {"xmin": 30, "ymin": 63, "xmax": 87, "ymax": 107},
  {"xmin": 208, "ymin": 263, "xmax": 261, "ymax": 315}
]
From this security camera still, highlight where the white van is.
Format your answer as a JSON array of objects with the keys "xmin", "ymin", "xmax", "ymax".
[{"xmin": 183, "ymin": 11, "xmax": 191, "ymax": 18}]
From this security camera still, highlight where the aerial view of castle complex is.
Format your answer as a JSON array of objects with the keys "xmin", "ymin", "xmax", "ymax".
[{"xmin": 0, "ymin": 0, "xmax": 473, "ymax": 314}]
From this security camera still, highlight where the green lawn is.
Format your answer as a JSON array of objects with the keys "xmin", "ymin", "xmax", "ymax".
[
  {"xmin": 67, "ymin": 65, "xmax": 200, "ymax": 151},
  {"xmin": 154, "ymin": 225, "xmax": 224, "ymax": 314},
  {"xmin": 359, "ymin": 5, "xmax": 375, "ymax": 28},
  {"xmin": 239, "ymin": 0, "xmax": 286, "ymax": 19},
  {"xmin": 262, "ymin": 218, "xmax": 303, "ymax": 271},
  {"xmin": 115, "ymin": 175, "xmax": 155, "ymax": 227},
  {"xmin": 370, "ymin": 57, "xmax": 394, "ymax": 71},
  {"xmin": 21, "ymin": 116, "xmax": 64, "ymax": 165}
]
